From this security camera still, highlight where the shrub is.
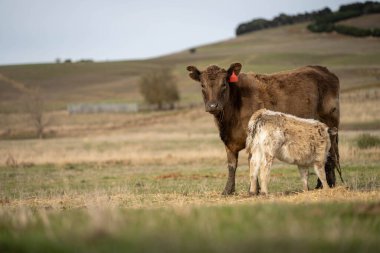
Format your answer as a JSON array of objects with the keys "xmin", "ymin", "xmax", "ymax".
[
  {"xmin": 235, "ymin": 7, "xmax": 333, "ymax": 36},
  {"xmin": 314, "ymin": 10, "xmax": 362, "ymax": 24},
  {"xmin": 356, "ymin": 134, "xmax": 380, "ymax": 149},
  {"xmin": 307, "ymin": 23, "xmax": 334, "ymax": 33},
  {"xmin": 139, "ymin": 69, "xmax": 180, "ymax": 109},
  {"xmin": 339, "ymin": 1, "xmax": 380, "ymax": 13},
  {"xmin": 334, "ymin": 25, "xmax": 372, "ymax": 37},
  {"xmin": 372, "ymin": 28, "xmax": 380, "ymax": 37},
  {"xmin": 306, "ymin": 1, "xmax": 380, "ymax": 37}
]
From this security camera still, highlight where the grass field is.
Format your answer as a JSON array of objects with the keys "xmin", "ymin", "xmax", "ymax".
[
  {"xmin": 1, "ymin": 162, "xmax": 380, "ymax": 253},
  {"xmin": 1, "ymin": 18, "xmax": 380, "ymax": 253},
  {"xmin": 1, "ymin": 102, "xmax": 380, "ymax": 252}
]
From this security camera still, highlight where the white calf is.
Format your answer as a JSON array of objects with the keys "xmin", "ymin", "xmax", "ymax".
[{"xmin": 246, "ymin": 109, "xmax": 335, "ymax": 195}]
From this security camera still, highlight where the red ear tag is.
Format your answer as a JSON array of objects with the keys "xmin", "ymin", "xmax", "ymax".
[{"xmin": 229, "ymin": 71, "xmax": 238, "ymax": 83}]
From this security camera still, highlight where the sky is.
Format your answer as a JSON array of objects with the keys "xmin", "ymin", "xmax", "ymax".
[{"xmin": 0, "ymin": 0, "xmax": 364, "ymax": 65}]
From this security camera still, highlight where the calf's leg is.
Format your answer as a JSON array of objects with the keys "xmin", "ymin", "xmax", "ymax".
[
  {"xmin": 248, "ymin": 151, "xmax": 261, "ymax": 195},
  {"xmin": 313, "ymin": 162, "xmax": 329, "ymax": 190},
  {"xmin": 259, "ymin": 154, "xmax": 274, "ymax": 195},
  {"xmin": 222, "ymin": 147, "xmax": 238, "ymax": 195},
  {"xmin": 298, "ymin": 166, "xmax": 309, "ymax": 191}
]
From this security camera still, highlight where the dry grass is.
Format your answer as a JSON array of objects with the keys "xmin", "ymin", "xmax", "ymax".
[
  {"xmin": 340, "ymin": 87, "xmax": 380, "ymax": 124},
  {"xmin": 3, "ymin": 187, "xmax": 380, "ymax": 211},
  {"xmin": 1, "ymin": 127, "xmax": 380, "ymax": 167},
  {"xmin": 1, "ymin": 101, "xmax": 379, "ymax": 166},
  {"xmin": 0, "ymin": 107, "xmax": 225, "ymax": 166}
]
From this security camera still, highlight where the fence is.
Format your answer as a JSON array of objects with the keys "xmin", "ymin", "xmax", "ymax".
[
  {"xmin": 67, "ymin": 103, "xmax": 201, "ymax": 114},
  {"xmin": 67, "ymin": 103, "xmax": 138, "ymax": 114}
]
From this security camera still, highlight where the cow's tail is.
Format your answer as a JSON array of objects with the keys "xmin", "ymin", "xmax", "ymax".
[{"xmin": 331, "ymin": 131, "xmax": 344, "ymax": 183}]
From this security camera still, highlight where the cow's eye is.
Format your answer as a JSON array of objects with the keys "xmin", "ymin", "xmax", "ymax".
[{"xmin": 201, "ymin": 83, "xmax": 205, "ymax": 88}]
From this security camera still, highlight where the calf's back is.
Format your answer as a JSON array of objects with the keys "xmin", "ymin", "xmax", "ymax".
[{"xmin": 246, "ymin": 109, "xmax": 331, "ymax": 167}]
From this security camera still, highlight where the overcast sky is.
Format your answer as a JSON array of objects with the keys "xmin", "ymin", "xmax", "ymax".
[{"xmin": 0, "ymin": 0, "xmax": 363, "ymax": 65}]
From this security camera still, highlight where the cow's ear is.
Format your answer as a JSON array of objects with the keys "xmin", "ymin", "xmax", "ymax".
[
  {"xmin": 187, "ymin": 65, "xmax": 201, "ymax": 82},
  {"xmin": 227, "ymin": 63, "xmax": 242, "ymax": 77}
]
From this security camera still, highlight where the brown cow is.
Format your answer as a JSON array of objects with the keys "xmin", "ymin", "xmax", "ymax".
[{"xmin": 187, "ymin": 63, "xmax": 340, "ymax": 195}]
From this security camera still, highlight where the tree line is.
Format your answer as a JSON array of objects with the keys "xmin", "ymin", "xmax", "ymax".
[
  {"xmin": 307, "ymin": 1, "xmax": 380, "ymax": 37},
  {"xmin": 236, "ymin": 1, "xmax": 380, "ymax": 38},
  {"xmin": 235, "ymin": 8, "xmax": 331, "ymax": 36}
]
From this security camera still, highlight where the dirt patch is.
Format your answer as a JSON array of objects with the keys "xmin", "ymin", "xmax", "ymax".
[
  {"xmin": 155, "ymin": 172, "xmax": 246, "ymax": 180},
  {"xmin": 155, "ymin": 173, "xmax": 184, "ymax": 180}
]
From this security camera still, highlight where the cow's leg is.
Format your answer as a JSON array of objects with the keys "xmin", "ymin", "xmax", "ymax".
[
  {"xmin": 314, "ymin": 162, "xmax": 329, "ymax": 190},
  {"xmin": 248, "ymin": 150, "xmax": 261, "ymax": 196},
  {"xmin": 298, "ymin": 166, "xmax": 309, "ymax": 191},
  {"xmin": 222, "ymin": 147, "xmax": 238, "ymax": 195},
  {"xmin": 325, "ymin": 153, "xmax": 336, "ymax": 187},
  {"xmin": 327, "ymin": 132, "xmax": 338, "ymax": 187},
  {"xmin": 259, "ymin": 154, "xmax": 273, "ymax": 195}
]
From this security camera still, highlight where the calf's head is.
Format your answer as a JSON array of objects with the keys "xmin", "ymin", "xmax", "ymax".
[{"xmin": 186, "ymin": 63, "xmax": 242, "ymax": 114}]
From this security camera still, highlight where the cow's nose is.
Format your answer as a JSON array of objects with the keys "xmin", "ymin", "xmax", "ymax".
[{"xmin": 206, "ymin": 102, "xmax": 220, "ymax": 113}]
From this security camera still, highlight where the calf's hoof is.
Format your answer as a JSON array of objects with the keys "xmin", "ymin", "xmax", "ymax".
[
  {"xmin": 248, "ymin": 191, "xmax": 259, "ymax": 197},
  {"xmin": 315, "ymin": 179, "xmax": 323, "ymax": 189}
]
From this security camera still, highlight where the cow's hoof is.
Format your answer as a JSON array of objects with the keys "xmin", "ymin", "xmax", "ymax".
[
  {"xmin": 221, "ymin": 188, "xmax": 235, "ymax": 196},
  {"xmin": 248, "ymin": 191, "xmax": 258, "ymax": 197},
  {"xmin": 222, "ymin": 183, "xmax": 235, "ymax": 195}
]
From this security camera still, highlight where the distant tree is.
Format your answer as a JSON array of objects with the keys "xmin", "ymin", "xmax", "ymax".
[
  {"xmin": 77, "ymin": 59, "xmax": 94, "ymax": 63},
  {"xmin": 372, "ymin": 28, "xmax": 380, "ymax": 37},
  {"xmin": 139, "ymin": 69, "xmax": 180, "ymax": 110},
  {"xmin": 307, "ymin": 1, "xmax": 380, "ymax": 37},
  {"xmin": 334, "ymin": 24, "xmax": 372, "ymax": 37},
  {"xmin": 0, "ymin": 73, "xmax": 49, "ymax": 139},
  {"xmin": 23, "ymin": 87, "xmax": 49, "ymax": 139},
  {"xmin": 235, "ymin": 7, "xmax": 333, "ymax": 36},
  {"xmin": 189, "ymin": 48, "xmax": 197, "ymax": 54}
]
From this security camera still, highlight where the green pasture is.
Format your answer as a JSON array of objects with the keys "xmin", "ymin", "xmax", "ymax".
[{"xmin": 0, "ymin": 163, "xmax": 380, "ymax": 253}]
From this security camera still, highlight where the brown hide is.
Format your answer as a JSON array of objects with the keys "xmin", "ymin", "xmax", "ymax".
[
  {"xmin": 215, "ymin": 65, "xmax": 339, "ymax": 151},
  {"xmin": 187, "ymin": 64, "xmax": 340, "ymax": 194}
]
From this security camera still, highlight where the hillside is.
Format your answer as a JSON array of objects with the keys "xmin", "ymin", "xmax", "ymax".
[
  {"xmin": 1, "ymin": 20, "xmax": 380, "ymax": 112},
  {"xmin": 337, "ymin": 13, "xmax": 380, "ymax": 29}
]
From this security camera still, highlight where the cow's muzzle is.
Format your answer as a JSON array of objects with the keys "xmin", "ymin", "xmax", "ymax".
[{"xmin": 206, "ymin": 102, "xmax": 222, "ymax": 114}]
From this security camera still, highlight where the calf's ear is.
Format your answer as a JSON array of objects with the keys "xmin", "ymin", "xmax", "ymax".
[
  {"xmin": 187, "ymin": 66, "xmax": 201, "ymax": 82},
  {"xmin": 227, "ymin": 63, "xmax": 242, "ymax": 77}
]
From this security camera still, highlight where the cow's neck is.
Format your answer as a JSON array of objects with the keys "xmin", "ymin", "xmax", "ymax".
[{"xmin": 213, "ymin": 85, "xmax": 241, "ymax": 145}]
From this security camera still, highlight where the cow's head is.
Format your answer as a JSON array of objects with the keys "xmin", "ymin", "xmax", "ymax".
[{"xmin": 186, "ymin": 63, "xmax": 242, "ymax": 114}]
